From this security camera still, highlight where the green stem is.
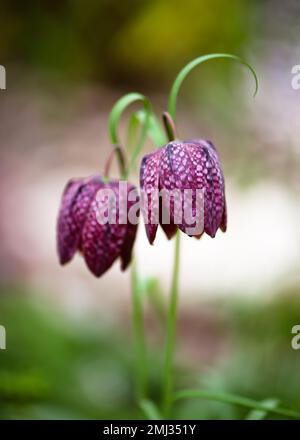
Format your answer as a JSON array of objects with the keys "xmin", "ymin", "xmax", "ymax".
[
  {"xmin": 131, "ymin": 258, "xmax": 147, "ymax": 400},
  {"xmin": 160, "ymin": 52, "xmax": 258, "ymax": 419},
  {"xmin": 162, "ymin": 230, "xmax": 181, "ymax": 417},
  {"xmin": 108, "ymin": 93, "xmax": 160, "ymax": 404},
  {"xmin": 125, "ymin": 112, "xmax": 149, "ymax": 178},
  {"xmin": 168, "ymin": 53, "xmax": 258, "ymax": 122},
  {"xmin": 115, "ymin": 146, "xmax": 127, "ymax": 179},
  {"xmin": 161, "ymin": 107, "xmax": 181, "ymax": 418},
  {"xmin": 108, "ymin": 92, "xmax": 152, "ymax": 178},
  {"xmin": 173, "ymin": 389, "xmax": 300, "ymax": 419},
  {"xmin": 162, "ymin": 112, "xmax": 177, "ymax": 141},
  {"xmin": 103, "ymin": 146, "xmax": 126, "ymax": 180}
]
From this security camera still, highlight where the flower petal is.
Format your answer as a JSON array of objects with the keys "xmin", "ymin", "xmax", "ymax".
[
  {"xmin": 120, "ymin": 183, "xmax": 139, "ymax": 270},
  {"xmin": 159, "ymin": 197, "xmax": 178, "ymax": 240},
  {"xmin": 140, "ymin": 149, "xmax": 162, "ymax": 244},
  {"xmin": 220, "ymin": 197, "xmax": 227, "ymax": 232},
  {"xmin": 160, "ymin": 222, "xmax": 178, "ymax": 240},
  {"xmin": 160, "ymin": 142, "xmax": 205, "ymax": 237},
  {"xmin": 57, "ymin": 176, "xmax": 103, "ymax": 265},
  {"xmin": 72, "ymin": 176, "xmax": 103, "ymax": 249},
  {"xmin": 81, "ymin": 200, "xmax": 109, "ymax": 277},
  {"xmin": 57, "ymin": 178, "xmax": 85, "ymax": 264},
  {"xmin": 81, "ymin": 181, "xmax": 136, "ymax": 277},
  {"xmin": 120, "ymin": 223, "xmax": 138, "ymax": 270},
  {"xmin": 199, "ymin": 140, "xmax": 226, "ymax": 237}
]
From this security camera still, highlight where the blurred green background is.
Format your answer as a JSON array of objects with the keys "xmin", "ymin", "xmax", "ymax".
[{"xmin": 1, "ymin": 0, "xmax": 300, "ymax": 419}]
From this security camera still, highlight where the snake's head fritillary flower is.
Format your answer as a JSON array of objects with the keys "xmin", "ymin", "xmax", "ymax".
[
  {"xmin": 57, "ymin": 176, "xmax": 138, "ymax": 277},
  {"xmin": 140, "ymin": 139, "xmax": 227, "ymax": 244}
]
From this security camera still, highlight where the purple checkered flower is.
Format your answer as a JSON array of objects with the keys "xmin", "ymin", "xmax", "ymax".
[
  {"xmin": 57, "ymin": 176, "xmax": 138, "ymax": 277},
  {"xmin": 140, "ymin": 139, "xmax": 227, "ymax": 244}
]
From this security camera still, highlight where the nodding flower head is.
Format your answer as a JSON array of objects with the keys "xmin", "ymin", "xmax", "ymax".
[
  {"xmin": 140, "ymin": 139, "xmax": 227, "ymax": 244},
  {"xmin": 57, "ymin": 176, "xmax": 138, "ymax": 277}
]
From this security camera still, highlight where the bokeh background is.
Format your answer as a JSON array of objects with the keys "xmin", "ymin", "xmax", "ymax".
[{"xmin": 1, "ymin": 0, "xmax": 300, "ymax": 419}]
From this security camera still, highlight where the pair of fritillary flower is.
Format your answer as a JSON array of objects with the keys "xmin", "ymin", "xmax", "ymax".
[{"xmin": 57, "ymin": 138, "xmax": 226, "ymax": 277}]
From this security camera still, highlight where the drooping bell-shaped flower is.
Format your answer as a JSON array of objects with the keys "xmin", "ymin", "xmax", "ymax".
[
  {"xmin": 140, "ymin": 139, "xmax": 227, "ymax": 244},
  {"xmin": 57, "ymin": 176, "xmax": 138, "ymax": 277}
]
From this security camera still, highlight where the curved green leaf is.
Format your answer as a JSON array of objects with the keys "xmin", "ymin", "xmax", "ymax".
[
  {"xmin": 139, "ymin": 399, "xmax": 162, "ymax": 420},
  {"xmin": 173, "ymin": 389, "xmax": 300, "ymax": 419},
  {"xmin": 108, "ymin": 93, "xmax": 151, "ymax": 145},
  {"xmin": 168, "ymin": 53, "xmax": 258, "ymax": 121},
  {"xmin": 108, "ymin": 93, "xmax": 156, "ymax": 177}
]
